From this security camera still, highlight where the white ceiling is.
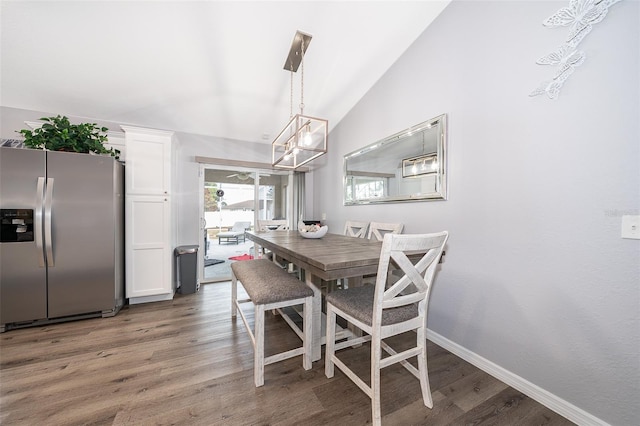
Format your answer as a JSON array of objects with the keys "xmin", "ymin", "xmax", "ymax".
[{"xmin": 1, "ymin": 1, "xmax": 450, "ymax": 144}]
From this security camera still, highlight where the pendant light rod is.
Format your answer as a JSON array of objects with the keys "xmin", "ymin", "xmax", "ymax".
[
  {"xmin": 283, "ymin": 30, "xmax": 312, "ymax": 73},
  {"xmin": 273, "ymin": 30, "xmax": 327, "ymax": 170}
]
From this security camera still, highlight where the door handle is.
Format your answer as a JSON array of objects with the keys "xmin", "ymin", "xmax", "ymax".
[
  {"xmin": 35, "ymin": 177, "xmax": 45, "ymax": 267},
  {"xmin": 44, "ymin": 177, "xmax": 54, "ymax": 267}
]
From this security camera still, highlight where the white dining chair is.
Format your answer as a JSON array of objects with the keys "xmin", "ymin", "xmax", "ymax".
[
  {"xmin": 325, "ymin": 231, "xmax": 449, "ymax": 426},
  {"xmin": 367, "ymin": 222, "xmax": 404, "ymax": 241},
  {"xmin": 256, "ymin": 219, "xmax": 289, "ymax": 231},
  {"xmin": 343, "ymin": 220, "xmax": 369, "ymax": 238},
  {"xmin": 327, "ymin": 220, "xmax": 371, "ymax": 292},
  {"xmin": 361, "ymin": 222, "xmax": 405, "ymax": 285},
  {"xmin": 256, "ymin": 219, "xmax": 291, "ymax": 269}
]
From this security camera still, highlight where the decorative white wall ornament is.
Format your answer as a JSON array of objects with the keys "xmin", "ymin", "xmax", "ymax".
[{"xmin": 530, "ymin": 0, "xmax": 623, "ymax": 99}]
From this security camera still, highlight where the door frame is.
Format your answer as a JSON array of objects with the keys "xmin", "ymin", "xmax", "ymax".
[{"xmin": 197, "ymin": 162, "xmax": 293, "ymax": 284}]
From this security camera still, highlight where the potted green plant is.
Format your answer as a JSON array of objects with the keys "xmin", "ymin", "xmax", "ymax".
[{"xmin": 17, "ymin": 115, "xmax": 119, "ymax": 157}]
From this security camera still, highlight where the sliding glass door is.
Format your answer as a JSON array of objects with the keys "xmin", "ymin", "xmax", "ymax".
[{"xmin": 199, "ymin": 166, "xmax": 293, "ymax": 283}]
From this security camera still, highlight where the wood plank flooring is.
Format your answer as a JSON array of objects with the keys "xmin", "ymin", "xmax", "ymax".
[{"xmin": 0, "ymin": 282, "xmax": 574, "ymax": 425}]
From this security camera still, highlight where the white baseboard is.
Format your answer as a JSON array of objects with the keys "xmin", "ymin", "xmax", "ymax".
[
  {"xmin": 128, "ymin": 292, "xmax": 174, "ymax": 305},
  {"xmin": 426, "ymin": 330, "xmax": 608, "ymax": 426}
]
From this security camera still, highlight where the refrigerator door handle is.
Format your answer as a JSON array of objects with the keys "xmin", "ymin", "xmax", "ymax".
[
  {"xmin": 36, "ymin": 176, "xmax": 46, "ymax": 267},
  {"xmin": 44, "ymin": 177, "xmax": 55, "ymax": 267}
]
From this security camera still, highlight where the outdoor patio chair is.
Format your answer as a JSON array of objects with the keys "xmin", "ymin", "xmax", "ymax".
[{"xmin": 218, "ymin": 221, "xmax": 252, "ymax": 245}]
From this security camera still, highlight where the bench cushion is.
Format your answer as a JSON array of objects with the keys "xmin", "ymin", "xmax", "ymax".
[{"xmin": 231, "ymin": 259, "xmax": 313, "ymax": 305}]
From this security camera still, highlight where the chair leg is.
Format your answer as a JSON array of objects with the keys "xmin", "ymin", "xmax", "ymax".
[
  {"xmin": 231, "ymin": 272, "xmax": 237, "ymax": 318},
  {"xmin": 417, "ymin": 326, "xmax": 433, "ymax": 408},
  {"xmin": 303, "ymin": 297, "xmax": 312, "ymax": 370},
  {"xmin": 371, "ymin": 337, "xmax": 382, "ymax": 426},
  {"xmin": 254, "ymin": 304, "xmax": 265, "ymax": 387},
  {"xmin": 325, "ymin": 305, "xmax": 337, "ymax": 378}
]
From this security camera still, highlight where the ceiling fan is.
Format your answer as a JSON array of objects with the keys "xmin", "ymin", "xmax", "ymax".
[
  {"xmin": 226, "ymin": 172, "xmax": 252, "ymax": 180},
  {"xmin": 226, "ymin": 172, "xmax": 270, "ymax": 181}
]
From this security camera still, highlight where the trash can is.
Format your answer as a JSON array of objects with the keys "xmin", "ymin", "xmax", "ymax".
[{"xmin": 175, "ymin": 245, "xmax": 199, "ymax": 294}]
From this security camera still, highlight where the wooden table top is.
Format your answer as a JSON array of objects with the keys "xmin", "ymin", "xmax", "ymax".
[{"xmin": 245, "ymin": 230, "xmax": 383, "ymax": 281}]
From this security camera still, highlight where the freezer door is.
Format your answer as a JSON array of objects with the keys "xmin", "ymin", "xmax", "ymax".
[
  {"xmin": 46, "ymin": 151, "xmax": 120, "ymax": 318},
  {"xmin": 0, "ymin": 147, "xmax": 48, "ymax": 325}
]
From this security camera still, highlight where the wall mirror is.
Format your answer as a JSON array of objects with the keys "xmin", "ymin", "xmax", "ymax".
[{"xmin": 344, "ymin": 113, "xmax": 447, "ymax": 205}]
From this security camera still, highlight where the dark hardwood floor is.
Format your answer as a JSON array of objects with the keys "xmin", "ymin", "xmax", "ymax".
[{"xmin": 0, "ymin": 282, "xmax": 574, "ymax": 425}]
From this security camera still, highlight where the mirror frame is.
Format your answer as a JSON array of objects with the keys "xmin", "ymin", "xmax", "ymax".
[{"xmin": 343, "ymin": 114, "xmax": 448, "ymax": 205}]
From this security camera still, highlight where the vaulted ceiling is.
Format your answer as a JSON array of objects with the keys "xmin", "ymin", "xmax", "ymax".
[{"xmin": 1, "ymin": 1, "xmax": 450, "ymax": 144}]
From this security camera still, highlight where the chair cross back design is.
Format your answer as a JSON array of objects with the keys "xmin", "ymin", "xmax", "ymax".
[
  {"xmin": 367, "ymin": 222, "xmax": 404, "ymax": 241},
  {"xmin": 330, "ymin": 220, "xmax": 371, "ymax": 291},
  {"xmin": 343, "ymin": 220, "xmax": 369, "ymax": 238},
  {"xmin": 362, "ymin": 222, "xmax": 404, "ymax": 284},
  {"xmin": 257, "ymin": 219, "xmax": 289, "ymax": 231},
  {"xmin": 255, "ymin": 220, "xmax": 290, "ymax": 267},
  {"xmin": 325, "ymin": 231, "xmax": 449, "ymax": 426}
]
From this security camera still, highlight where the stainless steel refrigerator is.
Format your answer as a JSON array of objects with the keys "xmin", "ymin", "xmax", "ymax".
[{"xmin": 0, "ymin": 147, "xmax": 124, "ymax": 332}]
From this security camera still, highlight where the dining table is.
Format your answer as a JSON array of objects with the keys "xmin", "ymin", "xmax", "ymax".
[{"xmin": 245, "ymin": 230, "xmax": 384, "ymax": 361}]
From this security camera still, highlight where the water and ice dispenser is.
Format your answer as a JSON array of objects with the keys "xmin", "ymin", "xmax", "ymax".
[{"xmin": 0, "ymin": 209, "xmax": 34, "ymax": 243}]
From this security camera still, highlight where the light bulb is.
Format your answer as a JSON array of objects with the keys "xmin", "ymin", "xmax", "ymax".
[
  {"xmin": 303, "ymin": 131, "xmax": 313, "ymax": 146},
  {"xmin": 431, "ymin": 160, "xmax": 438, "ymax": 170},
  {"xmin": 293, "ymin": 147, "xmax": 300, "ymax": 155},
  {"xmin": 411, "ymin": 163, "xmax": 417, "ymax": 175},
  {"xmin": 284, "ymin": 153, "xmax": 292, "ymax": 160}
]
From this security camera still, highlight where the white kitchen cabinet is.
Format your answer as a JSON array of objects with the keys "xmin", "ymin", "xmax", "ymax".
[
  {"xmin": 122, "ymin": 126, "xmax": 177, "ymax": 304},
  {"xmin": 122, "ymin": 127, "xmax": 173, "ymax": 196},
  {"xmin": 125, "ymin": 195, "xmax": 172, "ymax": 299}
]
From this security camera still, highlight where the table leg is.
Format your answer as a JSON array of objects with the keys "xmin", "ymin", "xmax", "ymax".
[
  {"xmin": 347, "ymin": 276, "xmax": 363, "ymax": 287},
  {"xmin": 304, "ymin": 270, "xmax": 323, "ymax": 362}
]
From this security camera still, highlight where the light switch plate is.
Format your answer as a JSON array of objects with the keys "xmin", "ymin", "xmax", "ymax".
[{"xmin": 621, "ymin": 215, "xmax": 640, "ymax": 239}]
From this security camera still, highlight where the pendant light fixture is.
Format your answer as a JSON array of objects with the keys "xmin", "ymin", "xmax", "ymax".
[
  {"xmin": 402, "ymin": 122, "xmax": 438, "ymax": 178},
  {"xmin": 272, "ymin": 30, "xmax": 328, "ymax": 169}
]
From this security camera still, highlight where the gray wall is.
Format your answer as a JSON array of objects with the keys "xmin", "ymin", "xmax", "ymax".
[
  {"xmin": 312, "ymin": 1, "xmax": 639, "ymax": 425},
  {"xmin": 172, "ymin": 132, "xmax": 272, "ymax": 244}
]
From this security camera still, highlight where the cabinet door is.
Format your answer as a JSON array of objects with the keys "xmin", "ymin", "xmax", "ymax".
[
  {"xmin": 125, "ymin": 132, "xmax": 172, "ymax": 195},
  {"xmin": 125, "ymin": 195, "xmax": 172, "ymax": 298}
]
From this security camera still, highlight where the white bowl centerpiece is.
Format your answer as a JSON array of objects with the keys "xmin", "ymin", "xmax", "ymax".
[{"xmin": 298, "ymin": 222, "xmax": 328, "ymax": 239}]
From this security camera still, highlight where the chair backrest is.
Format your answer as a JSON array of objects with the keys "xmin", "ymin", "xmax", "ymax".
[
  {"xmin": 257, "ymin": 219, "xmax": 289, "ymax": 231},
  {"xmin": 372, "ymin": 232, "xmax": 448, "ymax": 328},
  {"xmin": 343, "ymin": 221, "xmax": 369, "ymax": 238},
  {"xmin": 367, "ymin": 222, "xmax": 404, "ymax": 241},
  {"xmin": 231, "ymin": 221, "xmax": 252, "ymax": 232}
]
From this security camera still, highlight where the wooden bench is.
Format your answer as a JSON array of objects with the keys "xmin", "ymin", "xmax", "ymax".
[{"xmin": 231, "ymin": 259, "xmax": 314, "ymax": 387}]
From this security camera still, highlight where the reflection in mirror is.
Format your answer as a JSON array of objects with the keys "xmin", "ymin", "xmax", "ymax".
[{"xmin": 344, "ymin": 114, "xmax": 447, "ymax": 205}]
